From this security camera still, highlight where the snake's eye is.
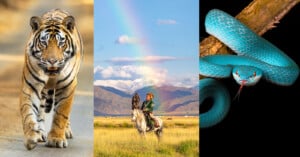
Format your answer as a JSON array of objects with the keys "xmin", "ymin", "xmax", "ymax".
[
  {"xmin": 253, "ymin": 72, "xmax": 256, "ymax": 77},
  {"xmin": 235, "ymin": 71, "xmax": 239, "ymax": 76}
]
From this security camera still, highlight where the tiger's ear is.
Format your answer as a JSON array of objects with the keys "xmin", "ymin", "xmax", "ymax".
[
  {"xmin": 30, "ymin": 16, "xmax": 41, "ymax": 32},
  {"xmin": 63, "ymin": 16, "xmax": 75, "ymax": 32}
]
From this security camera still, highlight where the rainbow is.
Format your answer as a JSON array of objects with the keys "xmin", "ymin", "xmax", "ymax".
[
  {"xmin": 107, "ymin": 1, "xmax": 169, "ymax": 113},
  {"xmin": 109, "ymin": 1, "xmax": 152, "ymax": 54}
]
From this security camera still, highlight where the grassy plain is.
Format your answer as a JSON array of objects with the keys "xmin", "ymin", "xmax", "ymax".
[{"xmin": 94, "ymin": 116, "xmax": 199, "ymax": 157}]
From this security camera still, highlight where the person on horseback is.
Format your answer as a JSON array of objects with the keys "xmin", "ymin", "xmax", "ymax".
[
  {"xmin": 132, "ymin": 92, "xmax": 140, "ymax": 110},
  {"xmin": 141, "ymin": 92, "xmax": 157, "ymax": 131}
]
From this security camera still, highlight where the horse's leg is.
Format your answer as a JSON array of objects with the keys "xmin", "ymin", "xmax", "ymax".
[
  {"xmin": 139, "ymin": 131, "xmax": 146, "ymax": 139},
  {"xmin": 155, "ymin": 128, "xmax": 163, "ymax": 141},
  {"xmin": 155, "ymin": 119, "xmax": 163, "ymax": 141},
  {"xmin": 143, "ymin": 131, "xmax": 146, "ymax": 139}
]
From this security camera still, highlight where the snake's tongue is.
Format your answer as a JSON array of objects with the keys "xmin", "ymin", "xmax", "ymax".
[{"xmin": 233, "ymin": 80, "xmax": 246, "ymax": 101}]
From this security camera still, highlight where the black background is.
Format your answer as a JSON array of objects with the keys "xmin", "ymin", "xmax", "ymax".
[{"xmin": 200, "ymin": 0, "xmax": 300, "ymax": 156}]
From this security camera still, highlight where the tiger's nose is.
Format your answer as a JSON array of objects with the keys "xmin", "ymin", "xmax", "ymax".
[{"xmin": 48, "ymin": 58, "xmax": 57, "ymax": 64}]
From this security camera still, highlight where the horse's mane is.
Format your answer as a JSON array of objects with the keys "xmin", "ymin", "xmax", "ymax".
[
  {"xmin": 133, "ymin": 109, "xmax": 142, "ymax": 113},
  {"xmin": 133, "ymin": 109, "xmax": 145, "ymax": 120}
]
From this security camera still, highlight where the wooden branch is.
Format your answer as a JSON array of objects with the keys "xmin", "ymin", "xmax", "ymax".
[{"xmin": 200, "ymin": 0, "xmax": 300, "ymax": 57}]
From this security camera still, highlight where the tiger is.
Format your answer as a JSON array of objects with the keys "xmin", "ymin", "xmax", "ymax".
[{"xmin": 20, "ymin": 8, "xmax": 83, "ymax": 150}]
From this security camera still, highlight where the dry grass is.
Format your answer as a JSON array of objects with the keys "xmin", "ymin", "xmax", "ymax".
[{"xmin": 94, "ymin": 116, "xmax": 199, "ymax": 157}]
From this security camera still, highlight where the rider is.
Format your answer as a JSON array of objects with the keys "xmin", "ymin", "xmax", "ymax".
[
  {"xmin": 131, "ymin": 92, "xmax": 140, "ymax": 110},
  {"xmin": 141, "ymin": 92, "xmax": 156, "ymax": 131}
]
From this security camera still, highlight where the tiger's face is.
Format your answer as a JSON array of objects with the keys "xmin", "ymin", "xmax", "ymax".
[{"xmin": 29, "ymin": 15, "xmax": 76, "ymax": 76}]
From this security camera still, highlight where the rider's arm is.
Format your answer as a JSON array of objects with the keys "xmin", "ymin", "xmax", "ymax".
[{"xmin": 148, "ymin": 102, "xmax": 154, "ymax": 112}]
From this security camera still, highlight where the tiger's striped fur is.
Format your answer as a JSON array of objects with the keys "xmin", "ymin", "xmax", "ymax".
[{"xmin": 20, "ymin": 9, "xmax": 83, "ymax": 150}]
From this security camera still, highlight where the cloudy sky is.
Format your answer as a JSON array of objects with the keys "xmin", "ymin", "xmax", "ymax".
[{"xmin": 94, "ymin": 0, "xmax": 199, "ymax": 93}]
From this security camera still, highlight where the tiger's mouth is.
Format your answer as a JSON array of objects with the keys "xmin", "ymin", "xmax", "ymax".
[{"xmin": 45, "ymin": 67, "xmax": 62, "ymax": 76}]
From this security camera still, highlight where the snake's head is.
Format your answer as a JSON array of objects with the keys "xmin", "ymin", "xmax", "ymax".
[
  {"xmin": 232, "ymin": 66, "xmax": 263, "ymax": 100},
  {"xmin": 232, "ymin": 66, "xmax": 263, "ymax": 86}
]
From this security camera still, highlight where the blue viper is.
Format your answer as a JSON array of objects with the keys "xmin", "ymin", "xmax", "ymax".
[{"xmin": 199, "ymin": 9, "xmax": 299, "ymax": 128}]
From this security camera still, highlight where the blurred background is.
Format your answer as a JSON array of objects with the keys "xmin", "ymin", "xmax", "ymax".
[{"xmin": 0, "ymin": 0, "xmax": 93, "ymax": 156}]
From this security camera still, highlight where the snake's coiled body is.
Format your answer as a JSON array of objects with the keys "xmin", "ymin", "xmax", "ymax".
[{"xmin": 200, "ymin": 9, "xmax": 299, "ymax": 128}]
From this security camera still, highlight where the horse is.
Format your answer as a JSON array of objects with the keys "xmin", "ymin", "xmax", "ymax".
[{"xmin": 131, "ymin": 109, "xmax": 163, "ymax": 140}]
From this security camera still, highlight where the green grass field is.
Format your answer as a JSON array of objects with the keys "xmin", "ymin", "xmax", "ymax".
[{"xmin": 94, "ymin": 116, "xmax": 199, "ymax": 157}]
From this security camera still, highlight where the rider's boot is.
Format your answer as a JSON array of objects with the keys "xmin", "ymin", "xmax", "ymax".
[{"xmin": 148, "ymin": 121, "xmax": 154, "ymax": 131}]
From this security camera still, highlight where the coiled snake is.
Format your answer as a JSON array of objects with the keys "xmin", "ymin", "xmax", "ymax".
[{"xmin": 200, "ymin": 9, "xmax": 299, "ymax": 128}]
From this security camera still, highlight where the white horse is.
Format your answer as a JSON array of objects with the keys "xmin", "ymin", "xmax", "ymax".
[{"xmin": 131, "ymin": 109, "xmax": 163, "ymax": 140}]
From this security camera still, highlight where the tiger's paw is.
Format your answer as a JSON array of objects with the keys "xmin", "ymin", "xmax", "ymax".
[
  {"xmin": 24, "ymin": 123, "xmax": 46, "ymax": 150},
  {"xmin": 65, "ymin": 126, "xmax": 73, "ymax": 139},
  {"xmin": 25, "ymin": 138, "xmax": 38, "ymax": 150},
  {"xmin": 24, "ymin": 130, "xmax": 46, "ymax": 150},
  {"xmin": 46, "ymin": 135, "xmax": 68, "ymax": 148},
  {"xmin": 38, "ymin": 130, "xmax": 47, "ymax": 142},
  {"xmin": 37, "ymin": 121, "xmax": 47, "ymax": 142}
]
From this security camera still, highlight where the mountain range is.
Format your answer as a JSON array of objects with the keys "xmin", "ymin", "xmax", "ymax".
[{"xmin": 94, "ymin": 85, "xmax": 199, "ymax": 116}]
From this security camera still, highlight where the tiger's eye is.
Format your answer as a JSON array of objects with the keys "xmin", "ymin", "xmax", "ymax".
[
  {"xmin": 40, "ymin": 40, "xmax": 47, "ymax": 46},
  {"xmin": 59, "ymin": 41, "xmax": 65, "ymax": 46}
]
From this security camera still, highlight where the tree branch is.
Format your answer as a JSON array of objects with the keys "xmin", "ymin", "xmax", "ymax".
[{"xmin": 200, "ymin": 0, "xmax": 300, "ymax": 57}]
